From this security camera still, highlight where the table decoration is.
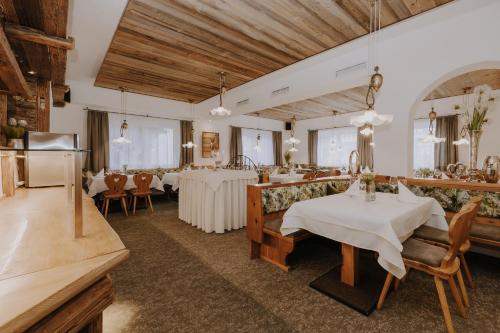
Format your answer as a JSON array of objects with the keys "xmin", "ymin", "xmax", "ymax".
[{"xmin": 361, "ymin": 172, "xmax": 376, "ymax": 201}]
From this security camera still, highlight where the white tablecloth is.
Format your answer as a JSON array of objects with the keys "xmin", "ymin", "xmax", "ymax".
[
  {"xmin": 281, "ymin": 192, "xmax": 447, "ymax": 279},
  {"xmin": 178, "ymin": 169, "xmax": 258, "ymax": 233},
  {"xmin": 269, "ymin": 174, "xmax": 304, "ymax": 183},
  {"xmin": 87, "ymin": 174, "xmax": 164, "ymax": 197},
  {"xmin": 161, "ymin": 172, "xmax": 180, "ymax": 191}
]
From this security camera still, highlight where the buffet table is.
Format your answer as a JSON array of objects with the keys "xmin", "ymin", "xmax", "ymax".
[
  {"xmin": 0, "ymin": 187, "xmax": 129, "ymax": 332},
  {"xmin": 178, "ymin": 169, "xmax": 258, "ymax": 233}
]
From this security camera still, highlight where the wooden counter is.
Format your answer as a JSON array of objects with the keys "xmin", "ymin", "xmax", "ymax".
[{"xmin": 0, "ymin": 187, "xmax": 129, "ymax": 333}]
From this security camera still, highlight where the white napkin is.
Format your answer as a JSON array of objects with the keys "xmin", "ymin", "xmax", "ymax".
[
  {"xmin": 441, "ymin": 173, "xmax": 449, "ymax": 179},
  {"xmin": 271, "ymin": 168, "xmax": 279, "ymax": 176},
  {"xmin": 290, "ymin": 169, "xmax": 297, "ymax": 176},
  {"xmin": 343, "ymin": 179, "xmax": 360, "ymax": 196},
  {"xmin": 398, "ymin": 181, "xmax": 418, "ymax": 203},
  {"xmin": 95, "ymin": 169, "xmax": 104, "ymax": 177}
]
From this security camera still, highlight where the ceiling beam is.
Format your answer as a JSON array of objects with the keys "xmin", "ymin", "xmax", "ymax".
[
  {"xmin": 4, "ymin": 22, "xmax": 74, "ymax": 50},
  {"xmin": 0, "ymin": 24, "xmax": 32, "ymax": 98}
]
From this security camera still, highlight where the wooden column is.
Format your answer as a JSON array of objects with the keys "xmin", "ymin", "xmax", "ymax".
[
  {"xmin": 0, "ymin": 93, "xmax": 6, "ymax": 146},
  {"xmin": 36, "ymin": 79, "xmax": 50, "ymax": 132}
]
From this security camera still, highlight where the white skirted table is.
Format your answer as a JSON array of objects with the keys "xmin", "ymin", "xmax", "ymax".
[{"xmin": 178, "ymin": 169, "xmax": 258, "ymax": 233}]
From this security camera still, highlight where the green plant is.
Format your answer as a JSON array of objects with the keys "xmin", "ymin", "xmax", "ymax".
[
  {"xmin": 284, "ymin": 151, "xmax": 292, "ymax": 164},
  {"xmin": 456, "ymin": 84, "xmax": 496, "ymax": 131},
  {"xmin": 1, "ymin": 125, "xmax": 25, "ymax": 139}
]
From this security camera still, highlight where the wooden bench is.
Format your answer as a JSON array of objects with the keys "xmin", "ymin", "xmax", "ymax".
[{"xmin": 247, "ymin": 178, "xmax": 351, "ymax": 271}]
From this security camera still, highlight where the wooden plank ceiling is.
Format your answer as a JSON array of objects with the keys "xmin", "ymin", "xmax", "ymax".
[
  {"xmin": 247, "ymin": 85, "xmax": 368, "ymax": 121},
  {"xmin": 0, "ymin": 0, "xmax": 71, "ymax": 106},
  {"xmin": 95, "ymin": 0, "xmax": 453, "ymax": 103},
  {"xmin": 425, "ymin": 69, "xmax": 500, "ymax": 100}
]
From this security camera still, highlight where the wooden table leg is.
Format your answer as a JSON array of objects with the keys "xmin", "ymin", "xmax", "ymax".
[{"xmin": 341, "ymin": 243, "xmax": 359, "ymax": 287}]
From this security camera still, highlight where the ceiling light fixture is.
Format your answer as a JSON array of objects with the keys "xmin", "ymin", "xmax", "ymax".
[
  {"xmin": 453, "ymin": 88, "xmax": 471, "ymax": 146},
  {"xmin": 420, "ymin": 106, "xmax": 445, "ymax": 144},
  {"xmin": 27, "ymin": 70, "xmax": 37, "ymax": 75},
  {"xmin": 285, "ymin": 114, "xmax": 300, "ymax": 148},
  {"xmin": 112, "ymin": 88, "xmax": 132, "ymax": 144},
  {"xmin": 182, "ymin": 103, "xmax": 197, "ymax": 149},
  {"xmin": 210, "ymin": 72, "xmax": 231, "ymax": 116},
  {"xmin": 253, "ymin": 112, "xmax": 262, "ymax": 152},
  {"xmin": 350, "ymin": 0, "xmax": 393, "ymax": 129}
]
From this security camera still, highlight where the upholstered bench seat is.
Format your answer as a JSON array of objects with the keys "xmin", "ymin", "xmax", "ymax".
[
  {"xmin": 470, "ymin": 223, "xmax": 500, "ymax": 243},
  {"xmin": 402, "ymin": 238, "xmax": 448, "ymax": 267}
]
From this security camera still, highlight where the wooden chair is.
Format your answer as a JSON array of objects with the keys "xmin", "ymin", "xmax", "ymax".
[
  {"xmin": 129, "ymin": 172, "xmax": 154, "ymax": 215},
  {"xmin": 303, "ymin": 171, "xmax": 316, "ymax": 180},
  {"xmin": 331, "ymin": 169, "xmax": 341, "ymax": 176},
  {"xmin": 377, "ymin": 203, "xmax": 477, "ymax": 333},
  {"xmin": 103, "ymin": 173, "xmax": 128, "ymax": 219},
  {"xmin": 412, "ymin": 196, "xmax": 483, "ymax": 288}
]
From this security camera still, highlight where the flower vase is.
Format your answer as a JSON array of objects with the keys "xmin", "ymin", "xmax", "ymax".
[
  {"xmin": 468, "ymin": 130, "xmax": 482, "ymax": 181},
  {"xmin": 365, "ymin": 180, "xmax": 376, "ymax": 201}
]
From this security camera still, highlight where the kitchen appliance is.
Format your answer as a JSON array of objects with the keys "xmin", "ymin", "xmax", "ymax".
[{"xmin": 24, "ymin": 132, "xmax": 80, "ymax": 187}]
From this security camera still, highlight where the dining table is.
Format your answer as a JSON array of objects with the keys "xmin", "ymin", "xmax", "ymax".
[
  {"xmin": 161, "ymin": 172, "xmax": 180, "ymax": 191},
  {"xmin": 87, "ymin": 174, "xmax": 164, "ymax": 197},
  {"xmin": 281, "ymin": 184, "xmax": 447, "ymax": 286},
  {"xmin": 178, "ymin": 169, "xmax": 258, "ymax": 233}
]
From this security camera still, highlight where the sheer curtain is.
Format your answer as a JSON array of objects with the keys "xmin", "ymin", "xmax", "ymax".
[
  {"xmin": 317, "ymin": 127, "xmax": 357, "ymax": 168},
  {"xmin": 242, "ymin": 128, "xmax": 274, "ymax": 166},
  {"xmin": 413, "ymin": 119, "xmax": 435, "ymax": 170},
  {"xmin": 109, "ymin": 113, "xmax": 180, "ymax": 170}
]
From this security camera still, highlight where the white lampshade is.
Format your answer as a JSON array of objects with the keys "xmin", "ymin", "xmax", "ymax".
[
  {"xmin": 350, "ymin": 109, "xmax": 393, "ymax": 127},
  {"xmin": 210, "ymin": 106, "xmax": 231, "ymax": 116},
  {"xmin": 288, "ymin": 146, "xmax": 298, "ymax": 152},
  {"xmin": 112, "ymin": 136, "xmax": 131, "ymax": 144},
  {"xmin": 453, "ymin": 138, "xmax": 470, "ymax": 146},
  {"xmin": 182, "ymin": 141, "xmax": 197, "ymax": 149},
  {"xmin": 285, "ymin": 136, "xmax": 301, "ymax": 144},
  {"xmin": 420, "ymin": 134, "xmax": 446, "ymax": 144}
]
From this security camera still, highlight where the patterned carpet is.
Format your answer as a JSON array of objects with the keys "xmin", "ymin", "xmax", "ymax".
[{"xmin": 104, "ymin": 200, "xmax": 500, "ymax": 333}]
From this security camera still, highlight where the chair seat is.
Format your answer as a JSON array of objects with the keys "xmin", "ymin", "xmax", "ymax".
[
  {"xmin": 470, "ymin": 223, "xmax": 500, "ymax": 242},
  {"xmin": 402, "ymin": 238, "xmax": 448, "ymax": 267},
  {"xmin": 104, "ymin": 192, "xmax": 127, "ymax": 199},
  {"xmin": 413, "ymin": 225, "xmax": 449, "ymax": 245},
  {"xmin": 131, "ymin": 189, "xmax": 152, "ymax": 196}
]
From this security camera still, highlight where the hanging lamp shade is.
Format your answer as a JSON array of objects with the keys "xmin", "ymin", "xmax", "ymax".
[
  {"xmin": 285, "ymin": 115, "xmax": 300, "ymax": 145},
  {"xmin": 210, "ymin": 72, "xmax": 232, "ymax": 116},
  {"xmin": 420, "ymin": 107, "xmax": 446, "ymax": 144},
  {"xmin": 113, "ymin": 88, "xmax": 132, "ymax": 144}
]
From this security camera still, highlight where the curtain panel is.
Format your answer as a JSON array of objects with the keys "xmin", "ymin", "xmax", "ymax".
[
  {"xmin": 435, "ymin": 115, "xmax": 458, "ymax": 170},
  {"xmin": 229, "ymin": 126, "xmax": 242, "ymax": 160},
  {"xmin": 272, "ymin": 131, "xmax": 283, "ymax": 166},
  {"xmin": 357, "ymin": 125, "xmax": 373, "ymax": 170},
  {"xmin": 85, "ymin": 110, "xmax": 109, "ymax": 172},
  {"xmin": 180, "ymin": 120, "xmax": 194, "ymax": 167},
  {"xmin": 308, "ymin": 130, "xmax": 318, "ymax": 166}
]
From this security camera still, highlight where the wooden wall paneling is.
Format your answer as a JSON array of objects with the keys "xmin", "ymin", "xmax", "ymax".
[
  {"xmin": 0, "ymin": 93, "xmax": 7, "ymax": 146},
  {"xmin": 95, "ymin": 0, "xmax": 452, "ymax": 102}
]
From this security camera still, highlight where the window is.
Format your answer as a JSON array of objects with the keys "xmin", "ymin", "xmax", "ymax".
[
  {"xmin": 317, "ymin": 127, "xmax": 357, "ymax": 167},
  {"xmin": 413, "ymin": 119, "xmax": 435, "ymax": 170},
  {"xmin": 241, "ymin": 128, "xmax": 274, "ymax": 166},
  {"xmin": 109, "ymin": 113, "xmax": 180, "ymax": 170}
]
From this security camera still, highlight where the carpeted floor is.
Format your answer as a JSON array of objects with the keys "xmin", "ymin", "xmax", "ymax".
[{"xmin": 104, "ymin": 200, "xmax": 500, "ymax": 333}]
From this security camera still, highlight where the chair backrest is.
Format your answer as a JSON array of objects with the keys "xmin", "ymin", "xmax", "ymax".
[
  {"xmin": 303, "ymin": 171, "xmax": 316, "ymax": 180},
  {"xmin": 104, "ymin": 173, "xmax": 128, "ymax": 195},
  {"xmin": 441, "ymin": 203, "xmax": 476, "ymax": 268},
  {"xmin": 133, "ymin": 172, "xmax": 153, "ymax": 193}
]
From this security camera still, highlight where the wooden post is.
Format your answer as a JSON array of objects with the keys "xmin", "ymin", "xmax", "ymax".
[
  {"xmin": 0, "ymin": 93, "xmax": 6, "ymax": 147},
  {"xmin": 1, "ymin": 151, "xmax": 16, "ymax": 197},
  {"xmin": 74, "ymin": 152, "xmax": 83, "ymax": 238},
  {"xmin": 36, "ymin": 79, "xmax": 50, "ymax": 132},
  {"xmin": 341, "ymin": 243, "xmax": 359, "ymax": 287}
]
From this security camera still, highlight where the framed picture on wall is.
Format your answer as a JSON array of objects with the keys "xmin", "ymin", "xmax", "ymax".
[{"xmin": 202, "ymin": 132, "xmax": 220, "ymax": 158}]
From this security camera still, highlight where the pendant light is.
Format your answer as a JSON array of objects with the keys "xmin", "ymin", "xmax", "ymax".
[
  {"xmin": 285, "ymin": 114, "xmax": 300, "ymax": 146},
  {"xmin": 253, "ymin": 113, "xmax": 262, "ymax": 152},
  {"xmin": 112, "ymin": 88, "xmax": 132, "ymax": 144},
  {"xmin": 182, "ymin": 103, "xmax": 197, "ymax": 149},
  {"xmin": 329, "ymin": 111, "xmax": 342, "ymax": 152},
  {"xmin": 453, "ymin": 88, "xmax": 471, "ymax": 146},
  {"xmin": 350, "ymin": 0, "xmax": 393, "ymax": 128},
  {"xmin": 210, "ymin": 72, "xmax": 231, "ymax": 116},
  {"xmin": 420, "ymin": 106, "xmax": 445, "ymax": 144}
]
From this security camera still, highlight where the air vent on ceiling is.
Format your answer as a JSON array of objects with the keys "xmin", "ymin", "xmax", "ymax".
[
  {"xmin": 271, "ymin": 86, "xmax": 290, "ymax": 96},
  {"xmin": 236, "ymin": 98, "xmax": 249, "ymax": 106},
  {"xmin": 335, "ymin": 62, "xmax": 367, "ymax": 78}
]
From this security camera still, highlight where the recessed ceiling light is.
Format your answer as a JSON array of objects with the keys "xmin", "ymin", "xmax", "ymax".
[{"xmin": 27, "ymin": 70, "xmax": 36, "ymax": 75}]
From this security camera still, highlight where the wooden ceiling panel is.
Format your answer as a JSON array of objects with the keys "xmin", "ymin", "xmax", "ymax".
[
  {"xmin": 425, "ymin": 69, "xmax": 500, "ymax": 100},
  {"xmin": 247, "ymin": 85, "xmax": 368, "ymax": 121},
  {"xmin": 96, "ymin": 0, "xmax": 453, "ymax": 103}
]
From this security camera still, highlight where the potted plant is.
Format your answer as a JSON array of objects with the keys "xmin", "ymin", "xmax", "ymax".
[
  {"xmin": 284, "ymin": 151, "xmax": 292, "ymax": 166},
  {"xmin": 2, "ymin": 118, "xmax": 27, "ymax": 148}
]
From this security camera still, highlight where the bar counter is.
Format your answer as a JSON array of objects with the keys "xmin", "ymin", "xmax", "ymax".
[{"xmin": 0, "ymin": 187, "xmax": 129, "ymax": 332}]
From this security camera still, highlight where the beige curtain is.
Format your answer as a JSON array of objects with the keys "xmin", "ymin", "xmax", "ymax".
[
  {"xmin": 272, "ymin": 131, "xmax": 283, "ymax": 166},
  {"xmin": 85, "ymin": 110, "xmax": 109, "ymax": 172},
  {"xmin": 308, "ymin": 130, "xmax": 318, "ymax": 166},
  {"xmin": 435, "ymin": 115, "xmax": 458, "ymax": 170},
  {"xmin": 229, "ymin": 126, "xmax": 242, "ymax": 160},
  {"xmin": 357, "ymin": 125, "xmax": 373, "ymax": 170},
  {"xmin": 180, "ymin": 120, "xmax": 194, "ymax": 167}
]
